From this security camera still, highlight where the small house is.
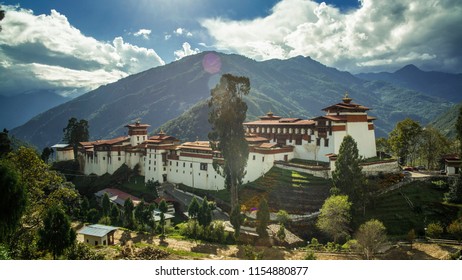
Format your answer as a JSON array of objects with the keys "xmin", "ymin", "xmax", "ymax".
[
  {"xmin": 78, "ymin": 224, "xmax": 118, "ymax": 246},
  {"xmin": 442, "ymin": 155, "xmax": 461, "ymax": 175},
  {"xmin": 51, "ymin": 144, "xmax": 74, "ymax": 161}
]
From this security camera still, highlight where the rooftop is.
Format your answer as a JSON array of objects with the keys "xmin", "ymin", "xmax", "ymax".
[{"xmin": 78, "ymin": 224, "xmax": 118, "ymax": 237}]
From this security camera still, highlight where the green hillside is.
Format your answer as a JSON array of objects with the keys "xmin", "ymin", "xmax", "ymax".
[
  {"xmin": 430, "ymin": 102, "xmax": 462, "ymax": 139},
  {"xmin": 356, "ymin": 180, "xmax": 461, "ymax": 237}
]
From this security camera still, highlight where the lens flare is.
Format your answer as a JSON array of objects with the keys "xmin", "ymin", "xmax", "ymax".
[{"xmin": 202, "ymin": 52, "xmax": 221, "ymax": 74}]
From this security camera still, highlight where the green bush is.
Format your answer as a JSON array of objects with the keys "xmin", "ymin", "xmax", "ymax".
[{"xmin": 426, "ymin": 223, "xmax": 444, "ymax": 238}]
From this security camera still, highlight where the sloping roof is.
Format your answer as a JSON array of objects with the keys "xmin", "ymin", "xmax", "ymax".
[
  {"xmin": 322, "ymin": 102, "xmax": 370, "ymax": 112},
  {"xmin": 95, "ymin": 188, "xmax": 142, "ymax": 206},
  {"xmin": 79, "ymin": 136, "xmax": 129, "ymax": 148},
  {"xmin": 51, "ymin": 144, "xmax": 71, "ymax": 148},
  {"xmin": 78, "ymin": 224, "xmax": 118, "ymax": 237}
]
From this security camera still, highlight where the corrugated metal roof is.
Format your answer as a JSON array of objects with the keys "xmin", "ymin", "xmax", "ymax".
[
  {"xmin": 51, "ymin": 144, "xmax": 71, "ymax": 148},
  {"xmin": 78, "ymin": 224, "xmax": 118, "ymax": 237}
]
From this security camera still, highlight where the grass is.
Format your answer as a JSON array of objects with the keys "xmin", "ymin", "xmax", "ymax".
[
  {"xmin": 240, "ymin": 167, "xmax": 331, "ymax": 213},
  {"xmin": 356, "ymin": 180, "xmax": 462, "ymax": 237}
]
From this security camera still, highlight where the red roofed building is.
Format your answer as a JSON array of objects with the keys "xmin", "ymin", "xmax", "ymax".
[
  {"xmin": 58, "ymin": 94, "xmax": 378, "ymax": 192},
  {"xmin": 243, "ymin": 93, "xmax": 377, "ymax": 162}
]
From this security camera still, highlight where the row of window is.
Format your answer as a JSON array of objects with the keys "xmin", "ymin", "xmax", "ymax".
[{"xmin": 247, "ymin": 126, "xmax": 316, "ymax": 135}]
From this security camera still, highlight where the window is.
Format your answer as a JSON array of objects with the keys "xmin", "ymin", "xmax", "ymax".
[
  {"xmin": 149, "ymin": 160, "xmax": 151, "ymax": 164},
  {"xmin": 137, "ymin": 136, "xmax": 139, "ymax": 141},
  {"xmin": 103, "ymin": 157, "xmax": 105, "ymax": 161},
  {"xmin": 183, "ymin": 162, "xmax": 185, "ymax": 167},
  {"xmin": 190, "ymin": 163, "xmax": 193, "ymax": 168},
  {"xmin": 295, "ymin": 138, "xmax": 302, "ymax": 145},
  {"xmin": 148, "ymin": 167, "xmax": 151, "ymax": 171},
  {"xmin": 253, "ymin": 155, "xmax": 256, "ymax": 160},
  {"xmin": 262, "ymin": 156, "xmax": 265, "ymax": 162},
  {"xmin": 325, "ymin": 138, "xmax": 329, "ymax": 147},
  {"xmin": 176, "ymin": 162, "xmax": 179, "ymax": 167},
  {"xmin": 170, "ymin": 161, "xmax": 172, "ymax": 166},
  {"xmin": 316, "ymin": 138, "xmax": 321, "ymax": 146},
  {"xmin": 200, "ymin": 163, "xmax": 207, "ymax": 171},
  {"xmin": 118, "ymin": 157, "xmax": 121, "ymax": 161}
]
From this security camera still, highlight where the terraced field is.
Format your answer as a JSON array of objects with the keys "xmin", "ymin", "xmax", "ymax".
[{"xmin": 240, "ymin": 167, "xmax": 331, "ymax": 214}]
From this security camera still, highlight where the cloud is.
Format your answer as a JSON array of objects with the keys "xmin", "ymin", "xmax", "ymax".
[
  {"xmin": 201, "ymin": 0, "xmax": 462, "ymax": 73},
  {"xmin": 0, "ymin": 6, "xmax": 165, "ymax": 96},
  {"xmin": 133, "ymin": 28, "xmax": 152, "ymax": 39},
  {"xmin": 174, "ymin": 42, "xmax": 200, "ymax": 60},
  {"xmin": 174, "ymin": 28, "xmax": 184, "ymax": 35},
  {"xmin": 174, "ymin": 27, "xmax": 193, "ymax": 37}
]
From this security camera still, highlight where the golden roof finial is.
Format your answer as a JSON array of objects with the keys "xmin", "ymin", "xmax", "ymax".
[{"xmin": 342, "ymin": 91, "xmax": 353, "ymax": 104}]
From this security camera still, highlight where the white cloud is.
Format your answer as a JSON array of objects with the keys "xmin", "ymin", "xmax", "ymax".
[
  {"xmin": 165, "ymin": 34, "xmax": 172, "ymax": 40},
  {"xmin": 201, "ymin": 0, "xmax": 462, "ymax": 73},
  {"xmin": 174, "ymin": 42, "xmax": 200, "ymax": 60},
  {"xmin": 0, "ymin": 6, "xmax": 165, "ymax": 96},
  {"xmin": 174, "ymin": 28, "xmax": 184, "ymax": 35},
  {"xmin": 174, "ymin": 27, "xmax": 193, "ymax": 38},
  {"xmin": 133, "ymin": 28, "xmax": 152, "ymax": 39}
]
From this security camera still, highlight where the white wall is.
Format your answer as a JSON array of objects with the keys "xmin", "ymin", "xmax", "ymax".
[
  {"xmin": 345, "ymin": 122, "xmax": 376, "ymax": 159},
  {"xmin": 56, "ymin": 149, "xmax": 74, "ymax": 161}
]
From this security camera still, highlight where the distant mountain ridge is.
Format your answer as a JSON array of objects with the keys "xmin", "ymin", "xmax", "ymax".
[
  {"xmin": 357, "ymin": 64, "xmax": 462, "ymax": 103},
  {"xmin": 0, "ymin": 90, "xmax": 71, "ymax": 130},
  {"xmin": 10, "ymin": 52, "xmax": 455, "ymax": 149}
]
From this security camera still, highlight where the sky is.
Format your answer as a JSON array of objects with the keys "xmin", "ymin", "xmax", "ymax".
[{"xmin": 0, "ymin": 0, "xmax": 461, "ymax": 97}]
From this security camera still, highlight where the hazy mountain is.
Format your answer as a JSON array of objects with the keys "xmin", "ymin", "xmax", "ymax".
[
  {"xmin": 430, "ymin": 102, "xmax": 462, "ymax": 139},
  {"xmin": 0, "ymin": 90, "xmax": 71, "ymax": 130},
  {"xmin": 11, "ymin": 52, "xmax": 453, "ymax": 149},
  {"xmin": 357, "ymin": 64, "xmax": 462, "ymax": 103}
]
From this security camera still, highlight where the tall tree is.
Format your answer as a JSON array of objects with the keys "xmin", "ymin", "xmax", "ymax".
[
  {"xmin": 256, "ymin": 199, "xmax": 270, "ymax": 238},
  {"xmin": 388, "ymin": 118, "xmax": 422, "ymax": 165},
  {"xmin": 208, "ymin": 74, "xmax": 250, "ymax": 236},
  {"xmin": 63, "ymin": 118, "xmax": 89, "ymax": 160},
  {"xmin": 101, "ymin": 193, "xmax": 111, "ymax": 217},
  {"xmin": 158, "ymin": 199, "xmax": 169, "ymax": 237},
  {"xmin": 198, "ymin": 197, "xmax": 213, "ymax": 227},
  {"xmin": 419, "ymin": 126, "xmax": 449, "ymax": 169},
  {"xmin": 0, "ymin": 129, "xmax": 12, "ymax": 157},
  {"xmin": 355, "ymin": 219, "xmax": 387, "ymax": 260},
  {"xmin": 332, "ymin": 135, "xmax": 366, "ymax": 212},
  {"xmin": 0, "ymin": 160, "xmax": 26, "ymax": 243},
  {"xmin": 316, "ymin": 195, "xmax": 352, "ymax": 243},
  {"xmin": 188, "ymin": 197, "xmax": 200, "ymax": 220},
  {"xmin": 123, "ymin": 197, "xmax": 135, "ymax": 230},
  {"xmin": 134, "ymin": 199, "xmax": 147, "ymax": 230},
  {"xmin": 38, "ymin": 205, "xmax": 76, "ymax": 259}
]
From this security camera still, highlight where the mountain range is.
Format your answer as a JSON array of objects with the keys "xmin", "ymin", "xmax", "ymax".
[
  {"xmin": 0, "ymin": 90, "xmax": 70, "ymax": 130},
  {"xmin": 9, "ymin": 52, "xmax": 459, "ymax": 149}
]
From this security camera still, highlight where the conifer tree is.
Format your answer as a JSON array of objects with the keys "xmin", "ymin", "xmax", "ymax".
[
  {"xmin": 332, "ymin": 135, "xmax": 366, "ymax": 212},
  {"xmin": 123, "ymin": 197, "xmax": 135, "ymax": 229},
  {"xmin": 256, "ymin": 199, "xmax": 270, "ymax": 238},
  {"xmin": 188, "ymin": 197, "xmax": 200, "ymax": 220},
  {"xmin": 208, "ymin": 74, "xmax": 250, "ymax": 237}
]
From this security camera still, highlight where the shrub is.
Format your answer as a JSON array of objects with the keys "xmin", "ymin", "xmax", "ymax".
[{"xmin": 426, "ymin": 222, "xmax": 443, "ymax": 239}]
